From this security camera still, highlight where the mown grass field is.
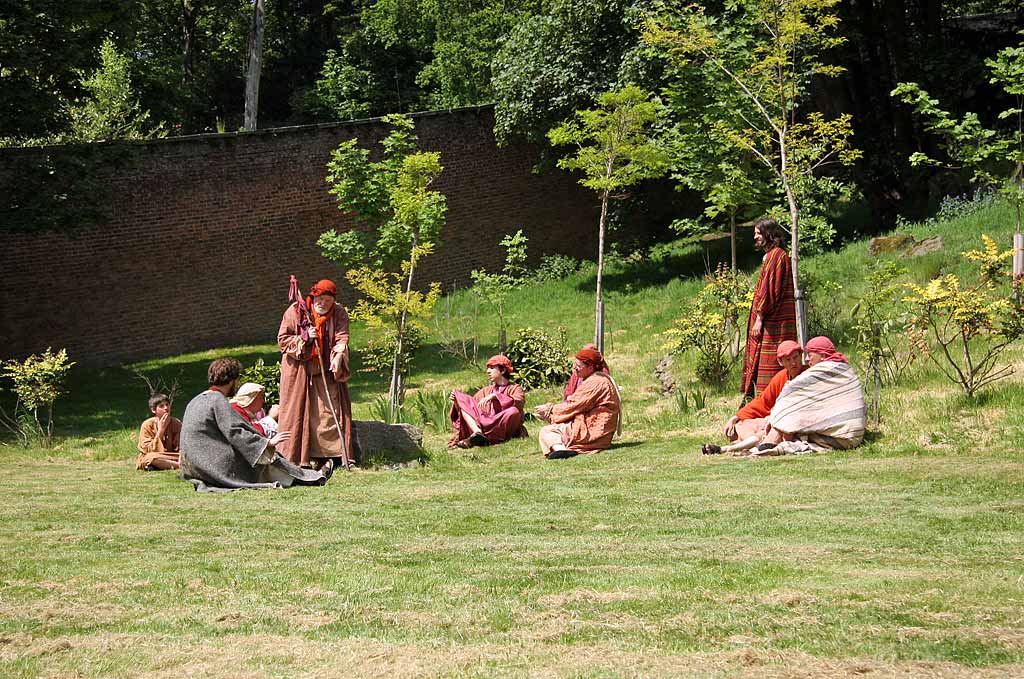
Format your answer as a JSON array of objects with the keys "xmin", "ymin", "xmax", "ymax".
[{"xmin": 2, "ymin": 199, "xmax": 1023, "ymax": 677}]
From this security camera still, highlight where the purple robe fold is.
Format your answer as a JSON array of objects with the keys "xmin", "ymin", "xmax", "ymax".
[{"xmin": 450, "ymin": 383, "xmax": 528, "ymax": 444}]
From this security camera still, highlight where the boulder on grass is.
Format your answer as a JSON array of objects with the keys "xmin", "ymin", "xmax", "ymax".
[
  {"xmin": 868, "ymin": 234, "xmax": 915, "ymax": 256},
  {"xmin": 353, "ymin": 420, "xmax": 423, "ymax": 465}
]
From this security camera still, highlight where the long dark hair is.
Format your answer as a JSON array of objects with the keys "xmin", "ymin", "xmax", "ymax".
[{"xmin": 754, "ymin": 217, "xmax": 786, "ymax": 250}]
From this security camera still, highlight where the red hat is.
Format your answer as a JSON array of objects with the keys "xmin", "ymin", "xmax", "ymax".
[
  {"xmin": 486, "ymin": 354, "xmax": 514, "ymax": 374},
  {"xmin": 776, "ymin": 340, "xmax": 802, "ymax": 359},
  {"xmin": 309, "ymin": 279, "xmax": 337, "ymax": 297},
  {"xmin": 575, "ymin": 347, "xmax": 606, "ymax": 369},
  {"xmin": 805, "ymin": 336, "xmax": 847, "ymax": 363}
]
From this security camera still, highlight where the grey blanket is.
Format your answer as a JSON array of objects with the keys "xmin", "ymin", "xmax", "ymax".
[{"xmin": 180, "ymin": 391, "xmax": 325, "ymax": 492}]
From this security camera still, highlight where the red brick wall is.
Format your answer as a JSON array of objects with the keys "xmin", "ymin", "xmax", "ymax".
[{"xmin": 0, "ymin": 106, "xmax": 599, "ymax": 366}]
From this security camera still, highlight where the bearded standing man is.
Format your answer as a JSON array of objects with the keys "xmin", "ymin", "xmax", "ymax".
[
  {"xmin": 741, "ymin": 217, "xmax": 797, "ymax": 398},
  {"xmin": 277, "ymin": 278, "xmax": 357, "ymax": 469}
]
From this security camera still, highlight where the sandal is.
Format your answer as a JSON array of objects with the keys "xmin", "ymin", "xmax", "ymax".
[
  {"xmin": 469, "ymin": 432, "xmax": 489, "ymax": 447},
  {"xmin": 456, "ymin": 438, "xmax": 473, "ymax": 449},
  {"xmin": 701, "ymin": 443, "xmax": 722, "ymax": 455}
]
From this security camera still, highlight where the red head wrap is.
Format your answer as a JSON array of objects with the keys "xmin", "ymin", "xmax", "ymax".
[
  {"xmin": 575, "ymin": 347, "xmax": 607, "ymax": 371},
  {"xmin": 486, "ymin": 354, "xmax": 514, "ymax": 374},
  {"xmin": 309, "ymin": 279, "xmax": 337, "ymax": 298},
  {"xmin": 776, "ymin": 340, "xmax": 802, "ymax": 359},
  {"xmin": 805, "ymin": 336, "xmax": 847, "ymax": 363}
]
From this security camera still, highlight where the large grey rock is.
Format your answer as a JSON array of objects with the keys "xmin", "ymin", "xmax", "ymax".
[
  {"xmin": 353, "ymin": 420, "xmax": 423, "ymax": 463},
  {"xmin": 904, "ymin": 236, "xmax": 943, "ymax": 258}
]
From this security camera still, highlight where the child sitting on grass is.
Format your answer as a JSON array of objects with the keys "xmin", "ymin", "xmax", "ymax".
[{"xmin": 136, "ymin": 393, "xmax": 181, "ymax": 471}]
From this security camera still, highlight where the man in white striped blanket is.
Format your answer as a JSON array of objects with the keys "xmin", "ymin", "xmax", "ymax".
[{"xmin": 751, "ymin": 336, "xmax": 866, "ymax": 456}]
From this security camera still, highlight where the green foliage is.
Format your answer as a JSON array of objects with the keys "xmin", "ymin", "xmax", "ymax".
[
  {"xmin": 801, "ymin": 269, "xmax": 845, "ymax": 340},
  {"xmin": 471, "ymin": 230, "xmax": 529, "ymax": 350},
  {"xmin": 662, "ymin": 265, "xmax": 752, "ymax": 387},
  {"xmin": 505, "ymin": 327, "xmax": 574, "ymax": 390},
  {"xmin": 322, "ymin": 113, "xmax": 446, "ymax": 416},
  {"xmin": 409, "ymin": 388, "xmax": 451, "ymax": 431},
  {"xmin": 548, "ymin": 86, "xmax": 670, "ymax": 195},
  {"xmin": 0, "ymin": 348, "xmax": 75, "ymax": 447},
  {"xmin": 239, "ymin": 358, "xmax": 281, "ymax": 406},
  {"xmin": 892, "ymin": 33, "xmax": 1024, "ymax": 232},
  {"xmin": 492, "ymin": 0, "xmax": 653, "ymax": 145},
  {"xmin": 645, "ymin": 0, "xmax": 861, "ymax": 255},
  {"xmin": 369, "ymin": 394, "xmax": 406, "ymax": 424},
  {"xmin": 68, "ymin": 38, "xmax": 159, "ymax": 142},
  {"xmin": 850, "ymin": 261, "xmax": 916, "ymax": 389},
  {"xmin": 533, "ymin": 254, "xmax": 581, "ymax": 281},
  {"xmin": 674, "ymin": 386, "xmax": 708, "ymax": 414},
  {"xmin": 361, "ymin": 324, "xmax": 424, "ymax": 379},
  {"xmin": 903, "ymin": 237, "xmax": 1024, "ymax": 397}
]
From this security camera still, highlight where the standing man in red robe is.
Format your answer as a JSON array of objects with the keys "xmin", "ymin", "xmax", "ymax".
[
  {"xmin": 741, "ymin": 218, "xmax": 797, "ymax": 398},
  {"xmin": 277, "ymin": 278, "xmax": 357, "ymax": 471}
]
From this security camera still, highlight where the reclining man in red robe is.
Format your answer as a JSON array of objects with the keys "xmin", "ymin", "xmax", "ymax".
[{"xmin": 448, "ymin": 354, "xmax": 527, "ymax": 449}]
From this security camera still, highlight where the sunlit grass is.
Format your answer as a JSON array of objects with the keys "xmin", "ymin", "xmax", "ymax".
[{"xmin": 1, "ymin": 198, "xmax": 1023, "ymax": 676}]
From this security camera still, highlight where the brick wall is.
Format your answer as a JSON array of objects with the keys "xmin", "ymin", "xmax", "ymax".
[{"xmin": 0, "ymin": 106, "xmax": 600, "ymax": 366}]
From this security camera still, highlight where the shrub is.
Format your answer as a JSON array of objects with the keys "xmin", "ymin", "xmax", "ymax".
[
  {"xmin": 662, "ymin": 265, "xmax": 752, "ymax": 387},
  {"xmin": 361, "ymin": 324, "xmax": 423, "ymax": 381},
  {"xmin": 903, "ymin": 235, "xmax": 1024, "ymax": 397},
  {"xmin": 802, "ymin": 269, "xmax": 845, "ymax": 340},
  {"xmin": 240, "ymin": 358, "xmax": 282, "ymax": 405},
  {"xmin": 505, "ymin": 327, "xmax": 573, "ymax": 390},
  {"xmin": 534, "ymin": 254, "xmax": 581, "ymax": 281},
  {"xmin": 409, "ymin": 388, "xmax": 451, "ymax": 431},
  {"xmin": 0, "ymin": 348, "xmax": 75, "ymax": 447}
]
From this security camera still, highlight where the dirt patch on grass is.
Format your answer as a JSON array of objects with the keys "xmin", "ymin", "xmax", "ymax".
[{"xmin": 537, "ymin": 587, "xmax": 650, "ymax": 607}]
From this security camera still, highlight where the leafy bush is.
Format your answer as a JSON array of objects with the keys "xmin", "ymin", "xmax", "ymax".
[
  {"xmin": 903, "ymin": 235, "xmax": 1024, "ymax": 397},
  {"xmin": 240, "ymin": 358, "xmax": 282, "ymax": 405},
  {"xmin": 361, "ymin": 324, "xmax": 423, "ymax": 382},
  {"xmin": 534, "ymin": 254, "xmax": 581, "ymax": 281},
  {"xmin": 369, "ymin": 394, "xmax": 405, "ymax": 424},
  {"xmin": 662, "ymin": 265, "xmax": 752, "ymax": 387},
  {"xmin": 0, "ymin": 348, "xmax": 75, "ymax": 447},
  {"xmin": 409, "ymin": 388, "xmax": 451, "ymax": 431},
  {"xmin": 505, "ymin": 326, "xmax": 573, "ymax": 390}
]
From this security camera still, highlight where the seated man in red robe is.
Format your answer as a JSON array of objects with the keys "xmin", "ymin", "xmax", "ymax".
[
  {"xmin": 703, "ymin": 340, "xmax": 804, "ymax": 456},
  {"xmin": 448, "ymin": 355, "xmax": 527, "ymax": 448}
]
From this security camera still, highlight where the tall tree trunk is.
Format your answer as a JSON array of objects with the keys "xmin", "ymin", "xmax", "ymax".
[
  {"xmin": 784, "ymin": 182, "xmax": 807, "ymax": 348},
  {"xmin": 594, "ymin": 186, "xmax": 610, "ymax": 352},
  {"xmin": 181, "ymin": 0, "xmax": 196, "ymax": 86},
  {"xmin": 244, "ymin": 0, "xmax": 266, "ymax": 132}
]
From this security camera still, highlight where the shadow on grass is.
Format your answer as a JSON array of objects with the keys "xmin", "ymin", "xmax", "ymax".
[{"xmin": 575, "ymin": 229, "xmax": 764, "ymax": 295}]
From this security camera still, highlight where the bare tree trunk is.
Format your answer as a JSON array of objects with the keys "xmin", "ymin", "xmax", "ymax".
[
  {"xmin": 243, "ymin": 0, "xmax": 266, "ymax": 132},
  {"xmin": 729, "ymin": 209, "xmax": 737, "ymax": 273},
  {"xmin": 782, "ymin": 177, "xmax": 807, "ymax": 348},
  {"xmin": 181, "ymin": 0, "xmax": 196, "ymax": 86},
  {"xmin": 594, "ymin": 186, "xmax": 611, "ymax": 352}
]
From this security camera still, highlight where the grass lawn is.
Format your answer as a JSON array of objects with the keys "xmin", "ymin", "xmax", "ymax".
[{"xmin": 2, "ymin": 198, "xmax": 1023, "ymax": 677}]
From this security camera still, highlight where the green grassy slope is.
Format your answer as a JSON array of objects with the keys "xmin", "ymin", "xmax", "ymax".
[{"xmin": 1, "ymin": 198, "xmax": 1022, "ymax": 677}]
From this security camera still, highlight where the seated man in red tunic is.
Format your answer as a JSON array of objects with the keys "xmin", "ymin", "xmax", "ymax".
[
  {"xmin": 448, "ymin": 354, "xmax": 527, "ymax": 449},
  {"xmin": 703, "ymin": 340, "xmax": 804, "ymax": 456}
]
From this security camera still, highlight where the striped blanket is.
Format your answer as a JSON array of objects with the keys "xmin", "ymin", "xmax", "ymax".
[{"xmin": 768, "ymin": 361, "xmax": 865, "ymax": 452}]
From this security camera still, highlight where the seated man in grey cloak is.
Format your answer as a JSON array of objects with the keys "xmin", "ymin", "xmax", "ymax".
[{"xmin": 180, "ymin": 358, "xmax": 329, "ymax": 492}]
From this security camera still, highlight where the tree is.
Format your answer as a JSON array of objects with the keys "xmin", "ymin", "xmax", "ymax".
[
  {"xmin": 0, "ymin": 348, "xmax": 75, "ymax": 448},
  {"xmin": 491, "ymin": 0, "xmax": 654, "ymax": 145},
  {"xmin": 319, "ymin": 114, "xmax": 446, "ymax": 419},
  {"xmin": 244, "ymin": 0, "xmax": 266, "ymax": 130},
  {"xmin": 892, "ymin": 33, "xmax": 1024, "ymax": 270},
  {"xmin": 68, "ymin": 37, "xmax": 158, "ymax": 141},
  {"xmin": 470, "ymin": 229, "xmax": 529, "ymax": 353},
  {"xmin": 547, "ymin": 85, "xmax": 670, "ymax": 351},
  {"xmin": 645, "ymin": 0, "xmax": 862, "ymax": 346}
]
